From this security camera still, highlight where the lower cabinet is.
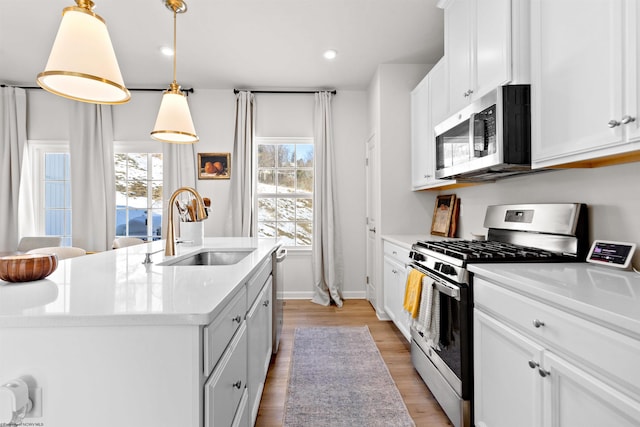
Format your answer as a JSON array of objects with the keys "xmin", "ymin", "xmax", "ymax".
[
  {"xmin": 205, "ymin": 323, "xmax": 248, "ymax": 427},
  {"xmin": 247, "ymin": 277, "xmax": 273, "ymax": 425},
  {"xmin": 473, "ymin": 278, "xmax": 640, "ymax": 427},
  {"xmin": 382, "ymin": 240, "xmax": 411, "ymax": 341}
]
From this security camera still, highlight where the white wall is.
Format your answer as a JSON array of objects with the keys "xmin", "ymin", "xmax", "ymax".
[
  {"xmin": 25, "ymin": 88, "xmax": 368, "ymax": 299},
  {"xmin": 435, "ymin": 162, "xmax": 640, "ymax": 266}
]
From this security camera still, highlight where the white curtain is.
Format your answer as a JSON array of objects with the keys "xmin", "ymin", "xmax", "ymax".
[
  {"xmin": 311, "ymin": 91, "xmax": 344, "ymax": 307},
  {"xmin": 0, "ymin": 87, "xmax": 27, "ymax": 251},
  {"xmin": 69, "ymin": 102, "xmax": 116, "ymax": 252},
  {"xmin": 228, "ymin": 91, "xmax": 255, "ymax": 237},
  {"xmin": 162, "ymin": 142, "xmax": 197, "ymax": 238}
]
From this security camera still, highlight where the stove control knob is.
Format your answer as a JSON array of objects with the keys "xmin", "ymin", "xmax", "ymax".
[
  {"xmin": 442, "ymin": 265, "xmax": 456, "ymax": 276},
  {"xmin": 410, "ymin": 251, "xmax": 425, "ymax": 262},
  {"xmin": 434, "ymin": 262, "xmax": 442, "ymax": 271}
]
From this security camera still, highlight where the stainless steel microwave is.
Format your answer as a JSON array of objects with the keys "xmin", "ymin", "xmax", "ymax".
[{"xmin": 434, "ymin": 85, "xmax": 532, "ymax": 181}]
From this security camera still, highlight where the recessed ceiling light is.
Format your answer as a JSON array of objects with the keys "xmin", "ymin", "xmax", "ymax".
[
  {"xmin": 161, "ymin": 46, "xmax": 174, "ymax": 56},
  {"xmin": 323, "ymin": 49, "xmax": 337, "ymax": 60}
]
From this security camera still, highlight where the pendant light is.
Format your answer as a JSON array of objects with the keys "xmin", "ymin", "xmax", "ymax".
[
  {"xmin": 37, "ymin": 0, "xmax": 130, "ymax": 104},
  {"xmin": 150, "ymin": 0, "xmax": 199, "ymax": 144}
]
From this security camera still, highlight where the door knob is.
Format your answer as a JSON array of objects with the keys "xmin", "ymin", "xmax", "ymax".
[
  {"xmin": 369, "ymin": 227, "xmax": 376, "ymax": 233},
  {"xmin": 538, "ymin": 368, "xmax": 551, "ymax": 378},
  {"xmin": 608, "ymin": 119, "xmax": 621, "ymax": 128},
  {"xmin": 528, "ymin": 360, "xmax": 539, "ymax": 369},
  {"xmin": 621, "ymin": 115, "xmax": 636, "ymax": 124}
]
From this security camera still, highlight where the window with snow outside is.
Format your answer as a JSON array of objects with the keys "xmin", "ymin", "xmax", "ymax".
[
  {"xmin": 115, "ymin": 153, "xmax": 163, "ymax": 241},
  {"xmin": 256, "ymin": 138, "xmax": 313, "ymax": 247}
]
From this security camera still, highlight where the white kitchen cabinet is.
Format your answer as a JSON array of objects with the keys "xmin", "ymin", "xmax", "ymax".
[
  {"xmin": 247, "ymin": 277, "xmax": 273, "ymax": 425},
  {"xmin": 531, "ymin": 0, "xmax": 640, "ymax": 168},
  {"xmin": 205, "ymin": 322, "xmax": 248, "ymax": 427},
  {"xmin": 439, "ymin": 0, "xmax": 529, "ymax": 115},
  {"xmin": 411, "ymin": 59, "xmax": 457, "ymax": 190},
  {"xmin": 382, "ymin": 240, "xmax": 411, "ymax": 341},
  {"xmin": 473, "ymin": 277, "xmax": 640, "ymax": 427}
]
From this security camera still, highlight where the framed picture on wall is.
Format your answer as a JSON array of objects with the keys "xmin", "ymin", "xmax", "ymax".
[
  {"xmin": 431, "ymin": 194, "xmax": 457, "ymax": 236},
  {"xmin": 198, "ymin": 153, "xmax": 231, "ymax": 180}
]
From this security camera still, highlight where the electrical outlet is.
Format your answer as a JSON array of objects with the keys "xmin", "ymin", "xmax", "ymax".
[{"xmin": 27, "ymin": 387, "xmax": 42, "ymax": 418}]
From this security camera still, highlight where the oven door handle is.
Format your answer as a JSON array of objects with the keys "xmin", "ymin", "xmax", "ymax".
[
  {"xmin": 433, "ymin": 280, "xmax": 460, "ymax": 300},
  {"xmin": 410, "ymin": 265, "xmax": 461, "ymax": 301}
]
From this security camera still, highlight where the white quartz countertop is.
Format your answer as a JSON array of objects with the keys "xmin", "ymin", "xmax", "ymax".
[
  {"xmin": 0, "ymin": 238, "xmax": 281, "ymax": 327},
  {"xmin": 469, "ymin": 263, "xmax": 640, "ymax": 339}
]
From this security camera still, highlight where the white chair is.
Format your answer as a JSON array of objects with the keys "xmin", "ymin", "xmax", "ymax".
[
  {"xmin": 17, "ymin": 236, "xmax": 62, "ymax": 252},
  {"xmin": 27, "ymin": 247, "xmax": 86, "ymax": 260},
  {"xmin": 112, "ymin": 237, "xmax": 145, "ymax": 249}
]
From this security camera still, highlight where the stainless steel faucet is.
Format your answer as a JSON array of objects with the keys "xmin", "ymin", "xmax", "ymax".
[{"xmin": 165, "ymin": 187, "xmax": 207, "ymax": 256}]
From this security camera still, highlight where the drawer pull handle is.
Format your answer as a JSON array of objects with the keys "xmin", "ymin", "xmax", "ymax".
[
  {"xmin": 532, "ymin": 319, "xmax": 545, "ymax": 328},
  {"xmin": 263, "ymin": 300, "xmax": 270, "ymax": 307},
  {"xmin": 538, "ymin": 368, "xmax": 551, "ymax": 378},
  {"xmin": 232, "ymin": 315, "xmax": 242, "ymax": 324},
  {"xmin": 232, "ymin": 380, "xmax": 242, "ymax": 389},
  {"xmin": 528, "ymin": 360, "xmax": 539, "ymax": 369}
]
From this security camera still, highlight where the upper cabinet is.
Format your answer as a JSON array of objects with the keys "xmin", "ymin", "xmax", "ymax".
[
  {"xmin": 531, "ymin": 0, "xmax": 640, "ymax": 168},
  {"xmin": 411, "ymin": 59, "xmax": 457, "ymax": 190},
  {"xmin": 439, "ymin": 0, "xmax": 530, "ymax": 116}
]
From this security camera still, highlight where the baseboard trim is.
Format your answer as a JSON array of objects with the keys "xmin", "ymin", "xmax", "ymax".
[{"xmin": 283, "ymin": 290, "xmax": 367, "ymax": 300}]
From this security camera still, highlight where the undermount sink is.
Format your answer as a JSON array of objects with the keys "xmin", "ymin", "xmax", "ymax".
[{"xmin": 160, "ymin": 249, "xmax": 254, "ymax": 266}]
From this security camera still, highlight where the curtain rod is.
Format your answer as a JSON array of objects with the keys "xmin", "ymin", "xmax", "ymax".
[
  {"xmin": 1, "ymin": 85, "xmax": 194, "ymax": 94},
  {"xmin": 233, "ymin": 89, "xmax": 337, "ymax": 95}
]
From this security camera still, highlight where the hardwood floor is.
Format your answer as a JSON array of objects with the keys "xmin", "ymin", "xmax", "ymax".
[{"xmin": 255, "ymin": 299, "xmax": 452, "ymax": 427}]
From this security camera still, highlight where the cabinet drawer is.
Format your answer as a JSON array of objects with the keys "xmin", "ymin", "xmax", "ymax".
[
  {"xmin": 203, "ymin": 287, "xmax": 247, "ymax": 375},
  {"xmin": 383, "ymin": 241, "xmax": 411, "ymax": 262},
  {"xmin": 205, "ymin": 323, "xmax": 248, "ymax": 427},
  {"xmin": 474, "ymin": 278, "xmax": 640, "ymax": 397},
  {"xmin": 247, "ymin": 257, "xmax": 271, "ymax": 307}
]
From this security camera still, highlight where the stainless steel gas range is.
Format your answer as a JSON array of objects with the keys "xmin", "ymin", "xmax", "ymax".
[{"xmin": 408, "ymin": 203, "xmax": 588, "ymax": 427}]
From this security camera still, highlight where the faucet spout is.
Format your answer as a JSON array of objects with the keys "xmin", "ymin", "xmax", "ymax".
[{"xmin": 165, "ymin": 187, "xmax": 207, "ymax": 256}]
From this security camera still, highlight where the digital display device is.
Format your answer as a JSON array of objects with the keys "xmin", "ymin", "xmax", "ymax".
[{"xmin": 586, "ymin": 240, "xmax": 636, "ymax": 270}]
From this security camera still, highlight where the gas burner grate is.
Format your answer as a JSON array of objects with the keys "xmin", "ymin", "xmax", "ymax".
[{"xmin": 415, "ymin": 240, "xmax": 562, "ymax": 261}]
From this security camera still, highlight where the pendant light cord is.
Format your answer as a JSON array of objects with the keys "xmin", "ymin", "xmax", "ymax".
[{"xmin": 173, "ymin": 8, "xmax": 177, "ymax": 85}]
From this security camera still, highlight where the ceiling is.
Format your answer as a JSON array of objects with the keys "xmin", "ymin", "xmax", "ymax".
[{"xmin": 0, "ymin": 0, "xmax": 444, "ymax": 91}]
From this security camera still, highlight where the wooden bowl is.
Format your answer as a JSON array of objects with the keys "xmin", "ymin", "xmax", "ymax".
[{"xmin": 0, "ymin": 254, "xmax": 58, "ymax": 283}]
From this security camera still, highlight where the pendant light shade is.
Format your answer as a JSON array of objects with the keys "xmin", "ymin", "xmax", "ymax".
[
  {"xmin": 151, "ymin": 84, "xmax": 198, "ymax": 144},
  {"xmin": 37, "ymin": 0, "xmax": 130, "ymax": 104},
  {"xmin": 150, "ymin": 0, "xmax": 198, "ymax": 144}
]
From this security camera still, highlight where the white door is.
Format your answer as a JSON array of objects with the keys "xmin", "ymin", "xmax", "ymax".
[
  {"xmin": 365, "ymin": 133, "xmax": 378, "ymax": 307},
  {"xmin": 542, "ymin": 351, "xmax": 640, "ymax": 427},
  {"xmin": 531, "ymin": 0, "xmax": 625, "ymax": 164},
  {"xmin": 474, "ymin": 310, "xmax": 544, "ymax": 427}
]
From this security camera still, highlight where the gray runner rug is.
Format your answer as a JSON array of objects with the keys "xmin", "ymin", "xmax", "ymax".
[{"xmin": 283, "ymin": 326, "xmax": 416, "ymax": 427}]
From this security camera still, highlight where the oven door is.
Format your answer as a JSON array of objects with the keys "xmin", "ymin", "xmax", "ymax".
[{"xmin": 408, "ymin": 263, "xmax": 472, "ymax": 400}]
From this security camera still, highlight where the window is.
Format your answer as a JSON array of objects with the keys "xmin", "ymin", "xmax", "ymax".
[
  {"xmin": 29, "ymin": 141, "xmax": 163, "ymax": 245},
  {"xmin": 43, "ymin": 152, "xmax": 72, "ymax": 246},
  {"xmin": 30, "ymin": 142, "xmax": 73, "ymax": 246},
  {"xmin": 114, "ymin": 152, "xmax": 163, "ymax": 241},
  {"xmin": 256, "ymin": 137, "xmax": 313, "ymax": 247}
]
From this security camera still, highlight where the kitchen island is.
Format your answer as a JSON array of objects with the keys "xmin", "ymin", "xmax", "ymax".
[{"xmin": 0, "ymin": 237, "xmax": 281, "ymax": 427}]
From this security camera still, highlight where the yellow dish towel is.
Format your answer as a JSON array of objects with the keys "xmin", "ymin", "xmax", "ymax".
[{"xmin": 403, "ymin": 269, "xmax": 425, "ymax": 318}]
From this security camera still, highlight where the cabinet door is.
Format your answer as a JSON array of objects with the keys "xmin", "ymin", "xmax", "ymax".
[
  {"xmin": 247, "ymin": 278, "xmax": 273, "ymax": 424},
  {"xmin": 446, "ymin": 0, "xmax": 473, "ymax": 114},
  {"xmin": 383, "ymin": 255, "xmax": 411, "ymax": 341},
  {"xmin": 625, "ymin": 0, "xmax": 640, "ymax": 141},
  {"xmin": 475, "ymin": 0, "xmax": 511, "ymax": 98},
  {"xmin": 474, "ymin": 310, "xmax": 544, "ymax": 427},
  {"xmin": 531, "ymin": 0, "xmax": 626, "ymax": 165},
  {"xmin": 205, "ymin": 323, "xmax": 248, "ymax": 427},
  {"xmin": 411, "ymin": 76, "xmax": 433, "ymax": 189},
  {"xmin": 542, "ymin": 352, "xmax": 640, "ymax": 427}
]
